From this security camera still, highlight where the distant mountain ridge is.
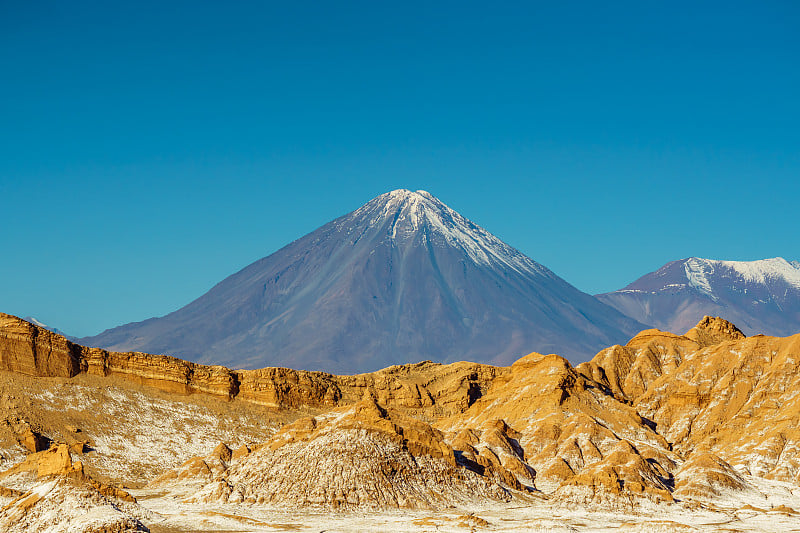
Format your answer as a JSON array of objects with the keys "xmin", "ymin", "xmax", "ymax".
[
  {"xmin": 79, "ymin": 189, "xmax": 647, "ymax": 373},
  {"xmin": 597, "ymin": 257, "xmax": 800, "ymax": 337}
]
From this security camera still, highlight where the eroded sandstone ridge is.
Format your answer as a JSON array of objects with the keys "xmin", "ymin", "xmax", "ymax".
[
  {"xmin": 0, "ymin": 312, "xmax": 501, "ymax": 417},
  {"xmin": 153, "ymin": 394, "xmax": 513, "ymax": 510},
  {"xmin": 2, "ymin": 312, "xmax": 800, "ymax": 530}
]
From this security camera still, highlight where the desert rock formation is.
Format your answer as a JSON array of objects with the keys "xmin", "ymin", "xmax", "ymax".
[
  {"xmin": 0, "ymin": 443, "xmax": 147, "ymax": 532},
  {"xmin": 0, "ymin": 312, "xmax": 503, "ymax": 416},
  {"xmin": 156, "ymin": 394, "xmax": 513, "ymax": 510},
  {"xmin": 2, "ymin": 312, "xmax": 800, "ymax": 530}
]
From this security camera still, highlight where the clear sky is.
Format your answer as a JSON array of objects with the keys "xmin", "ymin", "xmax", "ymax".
[{"xmin": 1, "ymin": 1, "xmax": 798, "ymax": 337}]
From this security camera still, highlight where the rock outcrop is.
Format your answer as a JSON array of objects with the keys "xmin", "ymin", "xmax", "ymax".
[
  {"xmin": 0, "ymin": 313, "xmax": 503, "ymax": 417},
  {"xmin": 0, "ymin": 444, "xmax": 147, "ymax": 532},
  {"xmin": 0, "ymin": 444, "xmax": 136, "ymax": 502},
  {"xmin": 438, "ymin": 351, "xmax": 677, "ymax": 505},
  {"xmin": 585, "ymin": 316, "xmax": 800, "ymax": 491},
  {"xmin": 0, "ymin": 316, "xmax": 81, "ymax": 378},
  {"xmin": 155, "ymin": 395, "xmax": 513, "ymax": 510},
  {"xmin": 684, "ymin": 316, "xmax": 746, "ymax": 347}
]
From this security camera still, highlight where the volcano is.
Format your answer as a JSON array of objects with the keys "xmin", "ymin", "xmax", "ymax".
[{"xmin": 80, "ymin": 190, "xmax": 646, "ymax": 373}]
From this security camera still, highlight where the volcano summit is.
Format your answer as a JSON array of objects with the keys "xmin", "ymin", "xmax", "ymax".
[{"xmin": 80, "ymin": 190, "xmax": 645, "ymax": 373}]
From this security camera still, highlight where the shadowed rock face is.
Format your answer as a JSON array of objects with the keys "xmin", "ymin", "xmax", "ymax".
[
  {"xmin": 78, "ymin": 189, "xmax": 646, "ymax": 373},
  {"xmin": 597, "ymin": 257, "xmax": 800, "ymax": 338}
]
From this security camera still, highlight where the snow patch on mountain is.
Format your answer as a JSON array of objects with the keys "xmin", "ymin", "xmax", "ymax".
[
  {"xmin": 597, "ymin": 256, "xmax": 800, "ymax": 338},
  {"xmin": 682, "ymin": 257, "xmax": 800, "ymax": 298},
  {"xmin": 348, "ymin": 189, "xmax": 551, "ymax": 279},
  {"xmin": 22, "ymin": 316, "xmax": 71, "ymax": 338},
  {"xmin": 717, "ymin": 257, "xmax": 800, "ymax": 288},
  {"xmin": 684, "ymin": 258, "xmax": 717, "ymax": 299}
]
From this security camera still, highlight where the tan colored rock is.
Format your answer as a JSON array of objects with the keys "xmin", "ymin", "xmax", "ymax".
[
  {"xmin": 34, "ymin": 445, "xmax": 73, "ymax": 478},
  {"xmin": 20, "ymin": 428, "xmax": 48, "ymax": 454},
  {"xmin": 577, "ymin": 330, "xmax": 697, "ymax": 402},
  {"xmin": 155, "ymin": 397, "xmax": 512, "ymax": 510},
  {"xmin": 0, "ymin": 315, "xmax": 81, "ymax": 378},
  {"xmin": 438, "ymin": 350, "xmax": 676, "ymax": 502},
  {"xmin": 2, "ymin": 416, "xmax": 50, "ymax": 454},
  {"xmin": 0, "ymin": 444, "xmax": 75, "ymax": 478},
  {"xmin": 673, "ymin": 451, "xmax": 751, "ymax": 500},
  {"xmin": 684, "ymin": 316, "xmax": 746, "ymax": 347},
  {"xmin": 0, "ymin": 313, "xmax": 504, "ymax": 418},
  {"xmin": 0, "ymin": 444, "xmax": 137, "ymax": 505},
  {"xmin": 211, "ymin": 442, "xmax": 232, "ymax": 463},
  {"xmin": 7, "ymin": 311, "xmax": 800, "ymax": 512},
  {"xmin": 630, "ymin": 331, "xmax": 800, "ymax": 480},
  {"xmin": 585, "ymin": 316, "xmax": 800, "ymax": 491},
  {"xmin": 231, "ymin": 444, "xmax": 250, "ymax": 462},
  {"xmin": 69, "ymin": 441, "xmax": 88, "ymax": 454}
]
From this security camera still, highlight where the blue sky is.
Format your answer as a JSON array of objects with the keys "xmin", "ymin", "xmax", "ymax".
[{"xmin": 1, "ymin": 1, "xmax": 798, "ymax": 336}]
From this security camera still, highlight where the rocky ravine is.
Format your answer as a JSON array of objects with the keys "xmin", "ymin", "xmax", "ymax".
[{"xmin": 2, "ymin": 312, "xmax": 800, "ymax": 531}]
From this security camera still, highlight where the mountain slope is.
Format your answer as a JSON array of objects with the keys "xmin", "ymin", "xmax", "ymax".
[
  {"xmin": 79, "ymin": 190, "xmax": 646, "ymax": 373},
  {"xmin": 596, "ymin": 257, "xmax": 800, "ymax": 337}
]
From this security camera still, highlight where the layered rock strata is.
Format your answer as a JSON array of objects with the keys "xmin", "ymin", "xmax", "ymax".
[{"xmin": 0, "ymin": 313, "xmax": 502, "ymax": 417}]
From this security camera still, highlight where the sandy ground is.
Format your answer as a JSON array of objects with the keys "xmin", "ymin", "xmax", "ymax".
[{"xmin": 132, "ymin": 490, "xmax": 800, "ymax": 532}]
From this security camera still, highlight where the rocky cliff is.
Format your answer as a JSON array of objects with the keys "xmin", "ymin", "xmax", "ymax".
[{"xmin": 0, "ymin": 312, "xmax": 503, "ymax": 417}]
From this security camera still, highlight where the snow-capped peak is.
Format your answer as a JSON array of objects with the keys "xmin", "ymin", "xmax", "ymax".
[
  {"xmin": 717, "ymin": 257, "xmax": 800, "ymax": 287},
  {"xmin": 22, "ymin": 316, "xmax": 69, "ymax": 337},
  {"xmin": 683, "ymin": 257, "xmax": 800, "ymax": 298},
  {"xmin": 348, "ymin": 190, "xmax": 551, "ymax": 278},
  {"xmin": 23, "ymin": 315, "xmax": 50, "ymax": 328}
]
